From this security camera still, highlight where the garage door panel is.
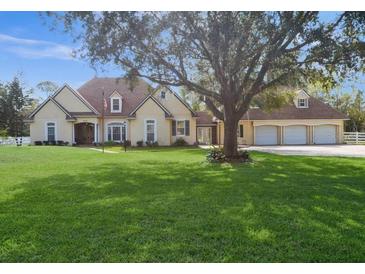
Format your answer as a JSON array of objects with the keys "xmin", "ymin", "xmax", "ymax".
[
  {"xmin": 284, "ymin": 125, "xmax": 307, "ymax": 145},
  {"xmin": 255, "ymin": 126, "xmax": 278, "ymax": 145},
  {"xmin": 314, "ymin": 125, "xmax": 336, "ymax": 144}
]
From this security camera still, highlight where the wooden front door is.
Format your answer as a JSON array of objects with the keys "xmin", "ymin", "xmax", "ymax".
[{"xmin": 75, "ymin": 123, "xmax": 94, "ymax": 145}]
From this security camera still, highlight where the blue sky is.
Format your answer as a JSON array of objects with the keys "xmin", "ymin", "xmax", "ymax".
[
  {"xmin": 0, "ymin": 12, "xmax": 123, "ymax": 100},
  {"xmin": 0, "ymin": 11, "xmax": 363, "ymax": 100}
]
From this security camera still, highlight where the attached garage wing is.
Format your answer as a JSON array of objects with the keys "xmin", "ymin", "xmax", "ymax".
[
  {"xmin": 283, "ymin": 125, "xmax": 307, "ymax": 145},
  {"xmin": 314, "ymin": 125, "xmax": 336, "ymax": 144},
  {"xmin": 255, "ymin": 126, "xmax": 278, "ymax": 145}
]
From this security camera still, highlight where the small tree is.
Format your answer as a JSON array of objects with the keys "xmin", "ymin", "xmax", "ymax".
[
  {"xmin": 48, "ymin": 11, "xmax": 365, "ymax": 157},
  {"xmin": 36, "ymin": 81, "xmax": 59, "ymax": 99}
]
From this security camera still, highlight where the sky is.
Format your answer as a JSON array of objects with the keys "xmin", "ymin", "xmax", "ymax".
[{"xmin": 0, "ymin": 11, "xmax": 364, "ymax": 100}]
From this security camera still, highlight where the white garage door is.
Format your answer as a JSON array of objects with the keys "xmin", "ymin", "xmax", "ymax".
[
  {"xmin": 284, "ymin": 125, "xmax": 307, "ymax": 145},
  {"xmin": 255, "ymin": 126, "xmax": 278, "ymax": 145},
  {"xmin": 314, "ymin": 125, "xmax": 336, "ymax": 144}
]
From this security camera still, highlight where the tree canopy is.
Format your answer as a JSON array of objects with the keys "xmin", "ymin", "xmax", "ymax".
[{"xmin": 48, "ymin": 11, "xmax": 365, "ymax": 156}]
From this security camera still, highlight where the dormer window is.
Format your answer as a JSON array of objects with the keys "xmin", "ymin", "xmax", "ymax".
[
  {"xmin": 110, "ymin": 91, "xmax": 122, "ymax": 113},
  {"xmin": 298, "ymin": 98, "xmax": 308, "ymax": 108}
]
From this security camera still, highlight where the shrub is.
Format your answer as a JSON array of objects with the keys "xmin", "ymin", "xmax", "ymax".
[
  {"xmin": 43, "ymin": 141, "xmax": 49, "ymax": 145},
  {"xmin": 56, "ymin": 140, "xmax": 64, "ymax": 146},
  {"xmin": 152, "ymin": 141, "xmax": 159, "ymax": 147},
  {"xmin": 122, "ymin": 140, "xmax": 131, "ymax": 152},
  {"xmin": 34, "ymin": 141, "xmax": 43, "ymax": 146},
  {"xmin": 104, "ymin": 140, "xmax": 116, "ymax": 146},
  {"xmin": 206, "ymin": 148, "xmax": 226, "ymax": 163},
  {"xmin": 64, "ymin": 141, "xmax": 70, "ymax": 146},
  {"xmin": 49, "ymin": 140, "xmax": 56, "ymax": 146},
  {"xmin": 145, "ymin": 141, "xmax": 153, "ymax": 147},
  {"xmin": 206, "ymin": 148, "xmax": 251, "ymax": 163},
  {"xmin": 136, "ymin": 140, "xmax": 143, "ymax": 147},
  {"xmin": 173, "ymin": 137, "xmax": 188, "ymax": 146},
  {"xmin": 0, "ymin": 129, "xmax": 8, "ymax": 137}
]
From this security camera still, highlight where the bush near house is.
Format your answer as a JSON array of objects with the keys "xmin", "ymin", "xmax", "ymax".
[
  {"xmin": 136, "ymin": 140, "xmax": 143, "ymax": 147},
  {"xmin": 173, "ymin": 137, "xmax": 188, "ymax": 146}
]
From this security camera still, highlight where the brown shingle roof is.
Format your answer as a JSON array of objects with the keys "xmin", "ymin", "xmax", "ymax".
[
  {"xmin": 196, "ymin": 111, "xmax": 216, "ymax": 125},
  {"xmin": 77, "ymin": 77, "xmax": 151, "ymax": 116},
  {"xmin": 242, "ymin": 97, "xmax": 348, "ymax": 120}
]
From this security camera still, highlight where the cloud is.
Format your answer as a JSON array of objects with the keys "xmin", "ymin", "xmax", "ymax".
[{"xmin": 0, "ymin": 33, "xmax": 75, "ymax": 60}]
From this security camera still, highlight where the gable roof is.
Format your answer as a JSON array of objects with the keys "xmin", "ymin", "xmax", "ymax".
[
  {"xmin": 129, "ymin": 94, "xmax": 173, "ymax": 118},
  {"xmin": 155, "ymin": 86, "xmax": 197, "ymax": 117},
  {"xmin": 27, "ymin": 97, "xmax": 75, "ymax": 121},
  {"xmin": 53, "ymin": 84, "xmax": 99, "ymax": 115},
  {"xmin": 242, "ymin": 96, "xmax": 348, "ymax": 120},
  {"xmin": 78, "ymin": 77, "xmax": 151, "ymax": 116}
]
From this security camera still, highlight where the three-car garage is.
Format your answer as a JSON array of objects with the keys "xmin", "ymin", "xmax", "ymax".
[{"xmin": 254, "ymin": 123, "xmax": 339, "ymax": 145}]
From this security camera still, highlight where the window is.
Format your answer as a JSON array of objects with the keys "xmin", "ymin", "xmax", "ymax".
[
  {"xmin": 238, "ymin": 124, "xmax": 244, "ymax": 138},
  {"xmin": 107, "ymin": 122, "xmax": 126, "ymax": 142},
  {"xmin": 110, "ymin": 97, "xmax": 122, "ymax": 113},
  {"xmin": 160, "ymin": 91, "xmax": 166, "ymax": 99},
  {"xmin": 298, "ymin": 98, "xmax": 308, "ymax": 108},
  {"xmin": 145, "ymin": 120, "xmax": 156, "ymax": 142},
  {"xmin": 176, "ymin": 120, "xmax": 185, "ymax": 136},
  {"xmin": 46, "ymin": 122, "xmax": 56, "ymax": 141}
]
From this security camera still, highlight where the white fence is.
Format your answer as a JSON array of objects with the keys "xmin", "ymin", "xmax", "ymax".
[
  {"xmin": 344, "ymin": 132, "xmax": 365, "ymax": 144},
  {"xmin": 0, "ymin": 137, "xmax": 31, "ymax": 146}
]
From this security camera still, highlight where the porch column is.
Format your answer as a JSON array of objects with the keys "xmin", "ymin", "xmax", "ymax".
[
  {"xmin": 94, "ymin": 123, "xmax": 97, "ymax": 143},
  {"xmin": 279, "ymin": 126, "xmax": 283, "ymax": 145},
  {"xmin": 72, "ymin": 123, "xmax": 75, "ymax": 144}
]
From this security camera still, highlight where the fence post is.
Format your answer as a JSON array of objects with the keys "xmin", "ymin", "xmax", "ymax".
[{"xmin": 356, "ymin": 132, "xmax": 359, "ymax": 144}]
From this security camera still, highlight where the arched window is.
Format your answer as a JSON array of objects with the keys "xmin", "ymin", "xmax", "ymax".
[
  {"xmin": 107, "ymin": 122, "xmax": 127, "ymax": 142},
  {"xmin": 46, "ymin": 122, "xmax": 56, "ymax": 141}
]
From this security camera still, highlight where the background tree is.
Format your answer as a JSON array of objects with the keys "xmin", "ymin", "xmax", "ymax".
[
  {"xmin": 48, "ymin": 11, "xmax": 365, "ymax": 157},
  {"xmin": 309, "ymin": 83, "xmax": 365, "ymax": 131},
  {"xmin": 36, "ymin": 81, "xmax": 59, "ymax": 99},
  {"xmin": 0, "ymin": 77, "xmax": 35, "ymax": 136}
]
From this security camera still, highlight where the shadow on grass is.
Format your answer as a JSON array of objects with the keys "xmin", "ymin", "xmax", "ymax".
[{"xmin": 0, "ymin": 153, "xmax": 364, "ymax": 262}]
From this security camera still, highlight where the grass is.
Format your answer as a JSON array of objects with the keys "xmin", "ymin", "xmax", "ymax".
[{"xmin": 0, "ymin": 146, "xmax": 364, "ymax": 262}]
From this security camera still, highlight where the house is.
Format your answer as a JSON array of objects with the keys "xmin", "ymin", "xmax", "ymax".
[{"xmin": 26, "ymin": 78, "xmax": 347, "ymax": 146}]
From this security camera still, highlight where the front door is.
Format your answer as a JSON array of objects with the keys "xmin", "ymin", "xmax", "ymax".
[
  {"xmin": 197, "ymin": 127, "xmax": 212, "ymax": 145},
  {"xmin": 75, "ymin": 123, "xmax": 94, "ymax": 145}
]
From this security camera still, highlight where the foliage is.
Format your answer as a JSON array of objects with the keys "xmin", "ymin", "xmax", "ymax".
[
  {"xmin": 104, "ymin": 140, "xmax": 117, "ymax": 146},
  {"xmin": 36, "ymin": 81, "xmax": 59, "ymax": 99},
  {"xmin": 309, "ymin": 84, "xmax": 365, "ymax": 131},
  {"xmin": 145, "ymin": 140, "xmax": 159, "ymax": 147},
  {"xmin": 0, "ymin": 128, "xmax": 8, "ymax": 137},
  {"xmin": 34, "ymin": 141, "xmax": 43, "ymax": 146},
  {"xmin": 47, "ymin": 11, "xmax": 365, "ymax": 156},
  {"xmin": 173, "ymin": 137, "xmax": 188, "ymax": 146},
  {"xmin": 207, "ymin": 148, "xmax": 251, "ymax": 163},
  {"xmin": 136, "ymin": 140, "xmax": 143, "ymax": 147},
  {"xmin": 0, "ymin": 76, "xmax": 35, "ymax": 136}
]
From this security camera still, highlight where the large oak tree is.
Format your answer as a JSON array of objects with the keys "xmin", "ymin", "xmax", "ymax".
[{"xmin": 49, "ymin": 11, "xmax": 365, "ymax": 156}]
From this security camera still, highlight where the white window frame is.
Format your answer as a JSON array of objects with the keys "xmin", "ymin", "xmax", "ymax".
[
  {"xmin": 106, "ymin": 121, "xmax": 127, "ymax": 142},
  {"xmin": 176, "ymin": 119, "xmax": 186, "ymax": 136},
  {"xmin": 298, "ymin": 98, "xmax": 308, "ymax": 108},
  {"xmin": 144, "ymin": 119, "xmax": 157, "ymax": 142},
  {"xmin": 110, "ymin": 96, "xmax": 122, "ymax": 113},
  {"xmin": 44, "ymin": 121, "xmax": 57, "ymax": 141}
]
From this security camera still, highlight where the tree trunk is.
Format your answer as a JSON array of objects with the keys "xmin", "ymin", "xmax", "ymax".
[{"xmin": 223, "ymin": 115, "xmax": 239, "ymax": 157}]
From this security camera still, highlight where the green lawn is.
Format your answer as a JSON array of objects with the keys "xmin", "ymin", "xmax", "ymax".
[{"xmin": 0, "ymin": 146, "xmax": 364, "ymax": 262}]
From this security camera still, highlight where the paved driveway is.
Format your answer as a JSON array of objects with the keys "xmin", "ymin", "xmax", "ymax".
[{"xmin": 246, "ymin": 145, "xmax": 365, "ymax": 157}]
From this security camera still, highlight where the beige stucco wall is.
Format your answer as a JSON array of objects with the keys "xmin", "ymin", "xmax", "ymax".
[
  {"xmin": 129, "ymin": 98, "xmax": 171, "ymax": 146},
  {"xmin": 30, "ymin": 100, "xmax": 73, "ymax": 144},
  {"xmin": 54, "ymin": 86, "xmax": 91, "ymax": 112},
  {"xmin": 154, "ymin": 89, "xmax": 197, "ymax": 144},
  {"xmin": 216, "ymin": 119, "xmax": 345, "ymax": 146}
]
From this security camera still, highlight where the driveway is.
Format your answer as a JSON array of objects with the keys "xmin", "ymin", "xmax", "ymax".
[{"xmin": 245, "ymin": 145, "xmax": 365, "ymax": 157}]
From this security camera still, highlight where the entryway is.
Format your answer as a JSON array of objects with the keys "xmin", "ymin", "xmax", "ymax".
[{"xmin": 74, "ymin": 122, "xmax": 95, "ymax": 145}]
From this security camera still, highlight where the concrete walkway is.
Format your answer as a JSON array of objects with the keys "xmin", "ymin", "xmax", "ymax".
[
  {"xmin": 89, "ymin": 148, "xmax": 118, "ymax": 154},
  {"xmin": 246, "ymin": 145, "xmax": 365, "ymax": 157}
]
